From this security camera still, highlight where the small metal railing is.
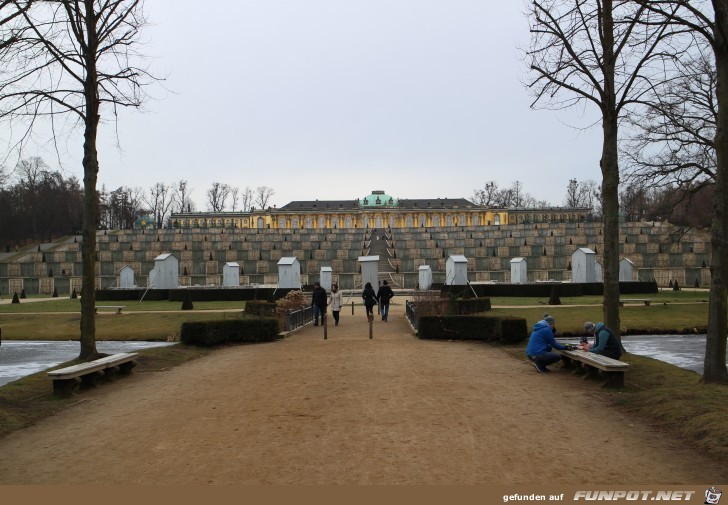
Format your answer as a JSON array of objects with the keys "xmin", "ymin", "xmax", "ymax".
[
  {"xmin": 405, "ymin": 300, "xmax": 419, "ymax": 331},
  {"xmin": 286, "ymin": 306, "xmax": 313, "ymax": 331}
]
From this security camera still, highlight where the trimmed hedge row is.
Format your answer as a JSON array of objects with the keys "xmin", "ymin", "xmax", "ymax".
[
  {"xmin": 452, "ymin": 298, "xmax": 491, "ymax": 314},
  {"xmin": 96, "ymin": 287, "xmax": 299, "ymax": 302},
  {"xmin": 418, "ymin": 315, "xmax": 528, "ymax": 344},
  {"xmin": 244, "ymin": 300, "xmax": 277, "ymax": 316},
  {"xmin": 440, "ymin": 281, "xmax": 658, "ymax": 297},
  {"xmin": 180, "ymin": 318, "xmax": 280, "ymax": 346}
]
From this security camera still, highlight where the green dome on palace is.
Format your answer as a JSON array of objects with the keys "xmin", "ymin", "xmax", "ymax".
[
  {"xmin": 135, "ymin": 215, "xmax": 155, "ymax": 229},
  {"xmin": 360, "ymin": 190, "xmax": 397, "ymax": 207}
]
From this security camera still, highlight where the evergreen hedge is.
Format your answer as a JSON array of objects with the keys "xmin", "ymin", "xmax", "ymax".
[
  {"xmin": 180, "ymin": 318, "xmax": 280, "ymax": 346},
  {"xmin": 418, "ymin": 315, "xmax": 528, "ymax": 344},
  {"xmin": 440, "ymin": 281, "xmax": 657, "ymax": 297},
  {"xmin": 244, "ymin": 300, "xmax": 277, "ymax": 316}
]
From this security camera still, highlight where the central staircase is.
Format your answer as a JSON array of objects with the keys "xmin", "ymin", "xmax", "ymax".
[{"xmin": 367, "ymin": 230, "xmax": 400, "ymax": 287}]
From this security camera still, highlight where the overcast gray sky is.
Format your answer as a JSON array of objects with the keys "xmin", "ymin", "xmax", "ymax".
[{"xmin": 29, "ymin": 0, "xmax": 604, "ymax": 210}]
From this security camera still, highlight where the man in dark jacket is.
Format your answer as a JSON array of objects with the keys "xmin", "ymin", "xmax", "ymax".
[
  {"xmin": 311, "ymin": 281, "xmax": 327, "ymax": 326},
  {"xmin": 581, "ymin": 321, "xmax": 621, "ymax": 360},
  {"xmin": 376, "ymin": 280, "xmax": 394, "ymax": 322}
]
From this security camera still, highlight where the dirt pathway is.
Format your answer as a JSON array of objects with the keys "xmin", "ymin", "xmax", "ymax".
[{"xmin": 0, "ymin": 309, "xmax": 722, "ymax": 484}]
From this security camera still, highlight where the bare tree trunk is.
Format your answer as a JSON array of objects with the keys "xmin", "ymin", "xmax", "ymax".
[
  {"xmin": 600, "ymin": 0, "xmax": 621, "ymax": 340},
  {"xmin": 703, "ymin": 1, "xmax": 728, "ymax": 383},
  {"xmin": 79, "ymin": 0, "xmax": 100, "ymax": 360}
]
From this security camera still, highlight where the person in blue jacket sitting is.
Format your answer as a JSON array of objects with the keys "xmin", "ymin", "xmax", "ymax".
[
  {"xmin": 525, "ymin": 313, "xmax": 569, "ymax": 373},
  {"xmin": 580, "ymin": 321, "xmax": 622, "ymax": 360}
]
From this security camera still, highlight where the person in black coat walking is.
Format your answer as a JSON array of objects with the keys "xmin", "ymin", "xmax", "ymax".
[
  {"xmin": 362, "ymin": 282, "xmax": 377, "ymax": 320},
  {"xmin": 311, "ymin": 281, "xmax": 327, "ymax": 326},
  {"xmin": 376, "ymin": 280, "xmax": 394, "ymax": 321}
]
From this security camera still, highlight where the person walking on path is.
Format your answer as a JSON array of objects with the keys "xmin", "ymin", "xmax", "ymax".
[
  {"xmin": 311, "ymin": 281, "xmax": 327, "ymax": 326},
  {"xmin": 376, "ymin": 280, "xmax": 394, "ymax": 322},
  {"xmin": 580, "ymin": 321, "xmax": 622, "ymax": 360},
  {"xmin": 525, "ymin": 313, "xmax": 569, "ymax": 373},
  {"xmin": 329, "ymin": 283, "xmax": 343, "ymax": 326},
  {"xmin": 362, "ymin": 282, "xmax": 377, "ymax": 321}
]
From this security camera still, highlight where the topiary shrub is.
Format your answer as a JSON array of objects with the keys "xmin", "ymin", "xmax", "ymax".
[
  {"xmin": 498, "ymin": 317, "xmax": 529, "ymax": 344},
  {"xmin": 548, "ymin": 284, "xmax": 561, "ymax": 305},
  {"xmin": 180, "ymin": 318, "xmax": 280, "ymax": 346},
  {"xmin": 454, "ymin": 298, "xmax": 491, "ymax": 314},
  {"xmin": 181, "ymin": 291, "xmax": 194, "ymax": 310},
  {"xmin": 245, "ymin": 300, "xmax": 277, "ymax": 316},
  {"xmin": 12, "ymin": 291, "xmax": 20, "ymax": 304},
  {"xmin": 417, "ymin": 314, "xmax": 527, "ymax": 344}
]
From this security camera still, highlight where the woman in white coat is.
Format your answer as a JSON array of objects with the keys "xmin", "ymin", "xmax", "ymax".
[{"xmin": 329, "ymin": 283, "xmax": 343, "ymax": 326}]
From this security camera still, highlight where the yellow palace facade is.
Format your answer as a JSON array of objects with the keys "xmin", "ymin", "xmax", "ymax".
[{"xmin": 169, "ymin": 190, "xmax": 591, "ymax": 230}]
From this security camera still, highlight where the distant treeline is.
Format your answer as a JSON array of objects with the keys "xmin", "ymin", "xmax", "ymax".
[{"xmin": 0, "ymin": 159, "xmax": 84, "ymax": 249}]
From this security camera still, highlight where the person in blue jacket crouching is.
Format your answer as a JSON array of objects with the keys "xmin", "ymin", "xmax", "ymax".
[{"xmin": 525, "ymin": 313, "xmax": 569, "ymax": 373}]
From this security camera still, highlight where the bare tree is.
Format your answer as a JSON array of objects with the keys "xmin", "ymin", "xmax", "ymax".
[
  {"xmin": 100, "ymin": 185, "xmax": 143, "ymax": 229},
  {"xmin": 509, "ymin": 180, "xmax": 527, "ymax": 207},
  {"xmin": 229, "ymin": 186, "xmax": 239, "ymax": 212},
  {"xmin": 0, "ymin": 163, "xmax": 7, "ymax": 189},
  {"xmin": 255, "ymin": 185, "xmax": 275, "ymax": 209},
  {"xmin": 207, "ymin": 182, "xmax": 230, "ymax": 212},
  {"xmin": 632, "ymin": 0, "xmax": 728, "ymax": 383},
  {"xmin": 0, "ymin": 1, "xmax": 30, "ymax": 51},
  {"xmin": 623, "ymin": 48, "xmax": 717, "ymax": 189},
  {"xmin": 240, "ymin": 186, "xmax": 253, "ymax": 212},
  {"xmin": 472, "ymin": 180, "xmax": 500, "ymax": 206},
  {"xmin": 525, "ymin": 0, "xmax": 676, "ymax": 339},
  {"xmin": 172, "ymin": 179, "xmax": 194, "ymax": 213},
  {"xmin": 564, "ymin": 178, "xmax": 599, "ymax": 209},
  {"xmin": 0, "ymin": 1, "xmax": 159, "ymax": 359},
  {"xmin": 143, "ymin": 182, "xmax": 173, "ymax": 228}
]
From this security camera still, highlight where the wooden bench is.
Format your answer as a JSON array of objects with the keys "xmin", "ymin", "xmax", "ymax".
[
  {"xmin": 554, "ymin": 348, "xmax": 629, "ymax": 388},
  {"xmin": 618, "ymin": 298, "xmax": 651, "ymax": 307},
  {"xmin": 47, "ymin": 352, "xmax": 138, "ymax": 397},
  {"xmin": 95, "ymin": 305, "xmax": 126, "ymax": 314}
]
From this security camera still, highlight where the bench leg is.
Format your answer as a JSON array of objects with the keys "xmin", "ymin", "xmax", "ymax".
[
  {"xmin": 116, "ymin": 308, "xmax": 122, "ymax": 314},
  {"xmin": 79, "ymin": 370, "xmax": 104, "ymax": 390},
  {"xmin": 118, "ymin": 360, "xmax": 136, "ymax": 375},
  {"xmin": 602, "ymin": 372, "xmax": 625, "ymax": 388},
  {"xmin": 53, "ymin": 378, "xmax": 79, "ymax": 397},
  {"xmin": 559, "ymin": 355, "xmax": 575, "ymax": 369},
  {"xmin": 644, "ymin": 301, "xmax": 651, "ymax": 306},
  {"xmin": 584, "ymin": 365, "xmax": 602, "ymax": 382}
]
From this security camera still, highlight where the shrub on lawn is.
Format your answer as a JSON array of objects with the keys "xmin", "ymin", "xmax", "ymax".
[
  {"xmin": 418, "ymin": 315, "xmax": 527, "ymax": 344},
  {"xmin": 180, "ymin": 318, "xmax": 280, "ymax": 346},
  {"xmin": 245, "ymin": 300, "xmax": 277, "ymax": 317}
]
